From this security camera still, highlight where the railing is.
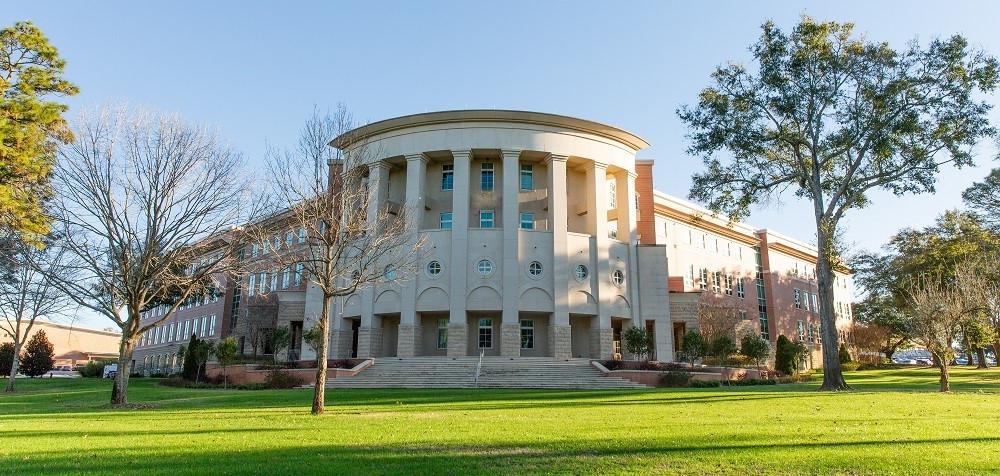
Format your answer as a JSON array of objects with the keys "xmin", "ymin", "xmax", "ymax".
[{"xmin": 473, "ymin": 348, "xmax": 485, "ymax": 387}]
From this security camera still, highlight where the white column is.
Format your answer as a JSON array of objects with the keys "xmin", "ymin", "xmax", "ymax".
[
  {"xmin": 359, "ymin": 161, "xmax": 390, "ymax": 358},
  {"xmin": 448, "ymin": 150, "xmax": 472, "ymax": 357},
  {"xmin": 547, "ymin": 154, "xmax": 571, "ymax": 359},
  {"xmin": 500, "ymin": 149, "xmax": 521, "ymax": 358},
  {"xmin": 618, "ymin": 171, "xmax": 643, "ymax": 330},
  {"xmin": 586, "ymin": 161, "xmax": 613, "ymax": 359},
  {"xmin": 399, "ymin": 154, "xmax": 427, "ymax": 357}
]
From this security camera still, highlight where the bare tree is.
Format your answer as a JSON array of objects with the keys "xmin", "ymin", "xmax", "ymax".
[
  {"xmin": 47, "ymin": 107, "xmax": 254, "ymax": 405},
  {"xmin": 0, "ymin": 239, "xmax": 74, "ymax": 392},
  {"xmin": 248, "ymin": 105, "xmax": 421, "ymax": 415},
  {"xmin": 697, "ymin": 293, "xmax": 749, "ymax": 344}
]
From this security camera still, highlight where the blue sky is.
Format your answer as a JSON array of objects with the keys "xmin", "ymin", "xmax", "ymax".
[{"xmin": 5, "ymin": 1, "xmax": 999, "ymax": 328}]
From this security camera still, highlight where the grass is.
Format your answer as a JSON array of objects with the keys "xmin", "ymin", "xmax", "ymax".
[{"xmin": 2, "ymin": 367, "xmax": 1000, "ymax": 475}]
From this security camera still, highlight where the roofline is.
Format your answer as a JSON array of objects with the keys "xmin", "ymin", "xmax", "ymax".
[
  {"xmin": 330, "ymin": 109, "xmax": 651, "ymax": 152},
  {"xmin": 31, "ymin": 320, "xmax": 122, "ymax": 337}
]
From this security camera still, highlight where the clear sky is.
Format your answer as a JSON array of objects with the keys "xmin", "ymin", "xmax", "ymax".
[{"xmin": 5, "ymin": 1, "xmax": 999, "ymax": 329}]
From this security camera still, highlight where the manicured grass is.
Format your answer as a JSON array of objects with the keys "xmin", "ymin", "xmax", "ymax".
[{"xmin": 2, "ymin": 367, "xmax": 1000, "ymax": 475}]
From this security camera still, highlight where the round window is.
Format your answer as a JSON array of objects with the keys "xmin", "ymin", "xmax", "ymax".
[
  {"xmin": 351, "ymin": 270, "xmax": 361, "ymax": 282},
  {"xmin": 476, "ymin": 259, "xmax": 494, "ymax": 276},
  {"xmin": 528, "ymin": 261, "xmax": 543, "ymax": 277},
  {"xmin": 611, "ymin": 269, "xmax": 625, "ymax": 287},
  {"xmin": 574, "ymin": 264, "xmax": 589, "ymax": 281},
  {"xmin": 426, "ymin": 260, "xmax": 442, "ymax": 276},
  {"xmin": 384, "ymin": 265, "xmax": 397, "ymax": 281}
]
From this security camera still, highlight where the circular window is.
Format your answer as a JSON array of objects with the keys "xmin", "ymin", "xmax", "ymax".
[
  {"xmin": 611, "ymin": 269, "xmax": 625, "ymax": 287},
  {"xmin": 528, "ymin": 261, "xmax": 543, "ymax": 278},
  {"xmin": 476, "ymin": 259, "xmax": 494, "ymax": 276},
  {"xmin": 574, "ymin": 264, "xmax": 589, "ymax": 282},
  {"xmin": 384, "ymin": 265, "xmax": 397, "ymax": 281},
  {"xmin": 426, "ymin": 260, "xmax": 442, "ymax": 277},
  {"xmin": 351, "ymin": 270, "xmax": 361, "ymax": 282}
]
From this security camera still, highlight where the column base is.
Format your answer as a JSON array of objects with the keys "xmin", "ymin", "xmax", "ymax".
[
  {"xmin": 397, "ymin": 325, "xmax": 417, "ymax": 358},
  {"xmin": 549, "ymin": 325, "xmax": 572, "ymax": 359},
  {"xmin": 447, "ymin": 323, "xmax": 467, "ymax": 357},
  {"xmin": 590, "ymin": 327, "xmax": 614, "ymax": 360},
  {"xmin": 501, "ymin": 323, "xmax": 520, "ymax": 358},
  {"xmin": 356, "ymin": 328, "xmax": 373, "ymax": 358}
]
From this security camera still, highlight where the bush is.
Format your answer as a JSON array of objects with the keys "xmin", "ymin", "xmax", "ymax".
[
  {"xmin": 775, "ymin": 335, "xmax": 806, "ymax": 375},
  {"xmin": 740, "ymin": 334, "xmax": 770, "ymax": 369},
  {"xmin": 660, "ymin": 371, "xmax": 693, "ymax": 388},
  {"xmin": 600, "ymin": 360, "xmax": 687, "ymax": 371},
  {"xmin": 264, "ymin": 369, "xmax": 305, "ymax": 389},
  {"xmin": 725, "ymin": 378, "xmax": 777, "ymax": 386},
  {"xmin": 21, "ymin": 330, "xmax": 55, "ymax": 377},
  {"xmin": 679, "ymin": 331, "xmax": 705, "ymax": 366},
  {"xmin": 0, "ymin": 342, "xmax": 14, "ymax": 376},
  {"xmin": 77, "ymin": 360, "xmax": 108, "ymax": 378},
  {"xmin": 623, "ymin": 326, "xmax": 650, "ymax": 360},
  {"xmin": 690, "ymin": 380, "xmax": 721, "ymax": 388},
  {"xmin": 841, "ymin": 361, "xmax": 861, "ymax": 371},
  {"xmin": 710, "ymin": 335, "xmax": 737, "ymax": 367},
  {"xmin": 839, "ymin": 343, "xmax": 853, "ymax": 364}
]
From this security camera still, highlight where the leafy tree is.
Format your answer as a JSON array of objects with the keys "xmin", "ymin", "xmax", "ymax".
[
  {"xmin": 838, "ymin": 343, "xmax": 853, "ymax": 364},
  {"xmin": 302, "ymin": 324, "xmax": 324, "ymax": 360},
  {"xmin": 740, "ymin": 334, "xmax": 770, "ymax": 371},
  {"xmin": 678, "ymin": 16, "xmax": 998, "ymax": 390},
  {"xmin": 271, "ymin": 326, "xmax": 291, "ymax": 365},
  {"xmin": 963, "ymin": 168, "xmax": 1000, "ymax": 231},
  {"xmin": 851, "ymin": 292, "xmax": 912, "ymax": 361},
  {"xmin": 0, "ymin": 342, "xmax": 14, "ymax": 376},
  {"xmin": 679, "ymin": 331, "xmax": 706, "ymax": 368},
  {"xmin": 710, "ymin": 335, "xmax": 737, "ymax": 368},
  {"xmin": 622, "ymin": 326, "xmax": 650, "ymax": 361},
  {"xmin": 181, "ymin": 334, "xmax": 201, "ymax": 381},
  {"xmin": 188, "ymin": 339, "xmax": 213, "ymax": 383},
  {"xmin": 212, "ymin": 337, "xmax": 238, "ymax": 388},
  {"xmin": 0, "ymin": 21, "xmax": 79, "ymax": 244},
  {"xmin": 775, "ymin": 335, "xmax": 799, "ymax": 375},
  {"xmin": 20, "ymin": 329, "xmax": 54, "ymax": 377}
]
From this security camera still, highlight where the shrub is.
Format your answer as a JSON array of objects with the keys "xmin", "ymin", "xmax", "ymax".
[
  {"xmin": 725, "ymin": 378, "xmax": 777, "ymax": 386},
  {"xmin": 623, "ymin": 326, "xmax": 650, "ymax": 361},
  {"xmin": 710, "ymin": 335, "xmax": 737, "ymax": 367},
  {"xmin": 264, "ymin": 369, "xmax": 305, "ymax": 389},
  {"xmin": 690, "ymin": 379, "xmax": 721, "ymax": 388},
  {"xmin": 740, "ymin": 334, "xmax": 770, "ymax": 370},
  {"xmin": 660, "ymin": 371, "xmax": 693, "ymax": 388},
  {"xmin": 839, "ymin": 343, "xmax": 853, "ymax": 364},
  {"xmin": 77, "ymin": 360, "xmax": 108, "ymax": 378},
  {"xmin": 841, "ymin": 361, "xmax": 861, "ymax": 371},
  {"xmin": 774, "ymin": 335, "xmax": 805, "ymax": 375},
  {"xmin": 0, "ymin": 342, "xmax": 14, "ymax": 376},
  {"xmin": 679, "ymin": 331, "xmax": 705, "ymax": 367},
  {"xmin": 21, "ymin": 330, "xmax": 55, "ymax": 377}
]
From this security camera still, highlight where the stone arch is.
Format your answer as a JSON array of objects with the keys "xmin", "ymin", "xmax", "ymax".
[
  {"xmin": 466, "ymin": 285, "xmax": 501, "ymax": 311},
  {"xmin": 342, "ymin": 294, "xmax": 361, "ymax": 317},
  {"xmin": 519, "ymin": 287, "xmax": 554, "ymax": 312},
  {"xmin": 374, "ymin": 289, "xmax": 401, "ymax": 314},
  {"xmin": 416, "ymin": 286, "xmax": 449, "ymax": 312},
  {"xmin": 611, "ymin": 295, "xmax": 632, "ymax": 318}
]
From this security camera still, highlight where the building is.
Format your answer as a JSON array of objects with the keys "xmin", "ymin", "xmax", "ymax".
[
  {"xmin": 1, "ymin": 321, "xmax": 120, "ymax": 368},
  {"xmin": 133, "ymin": 110, "xmax": 853, "ymax": 371}
]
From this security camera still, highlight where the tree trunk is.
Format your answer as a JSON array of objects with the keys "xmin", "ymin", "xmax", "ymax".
[
  {"xmin": 311, "ymin": 294, "xmax": 332, "ymax": 415},
  {"xmin": 938, "ymin": 357, "xmax": 951, "ymax": 392},
  {"xmin": 976, "ymin": 347, "xmax": 989, "ymax": 369},
  {"xmin": 4, "ymin": 342, "xmax": 23, "ymax": 393},
  {"xmin": 815, "ymin": 221, "xmax": 849, "ymax": 391},
  {"xmin": 111, "ymin": 336, "xmax": 136, "ymax": 405}
]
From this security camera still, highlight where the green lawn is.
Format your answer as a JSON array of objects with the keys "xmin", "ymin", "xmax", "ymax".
[{"xmin": 2, "ymin": 368, "xmax": 1000, "ymax": 475}]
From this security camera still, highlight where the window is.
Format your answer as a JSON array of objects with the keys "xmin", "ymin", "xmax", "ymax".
[
  {"xmin": 282, "ymin": 267, "xmax": 290, "ymax": 288},
  {"xmin": 701, "ymin": 234, "xmax": 707, "ymax": 249},
  {"xmin": 479, "ymin": 209, "xmax": 495, "ymax": 228},
  {"xmin": 441, "ymin": 164, "xmax": 454, "ymax": 190},
  {"xmin": 209, "ymin": 315, "xmax": 216, "ymax": 336},
  {"xmin": 437, "ymin": 319, "xmax": 448, "ymax": 348},
  {"xmin": 175, "ymin": 321, "xmax": 183, "ymax": 341},
  {"xmin": 270, "ymin": 272, "xmax": 278, "ymax": 292},
  {"xmin": 201, "ymin": 316, "xmax": 208, "ymax": 337},
  {"xmin": 298, "ymin": 227, "xmax": 306, "ymax": 243},
  {"xmin": 427, "ymin": 260, "xmax": 442, "ymax": 276},
  {"xmin": 520, "ymin": 319, "xmax": 534, "ymax": 349},
  {"xmin": 294, "ymin": 263, "xmax": 304, "ymax": 286},
  {"xmin": 739, "ymin": 310, "xmax": 748, "ymax": 320},
  {"xmin": 797, "ymin": 320, "xmax": 805, "ymax": 341},
  {"xmin": 687, "ymin": 228, "xmax": 693, "ymax": 245},
  {"xmin": 811, "ymin": 294, "xmax": 819, "ymax": 313},
  {"xmin": 520, "ymin": 164, "xmax": 533, "ymax": 190},
  {"xmin": 247, "ymin": 273, "xmax": 256, "ymax": 296},
  {"xmin": 478, "ymin": 318, "xmax": 493, "ymax": 348},
  {"xmin": 574, "ymin": 264, "xmax": 589, "ymax": 282},
  {"xmin": 439, "ymin": 212, "xmax": 453, "ymax": 229},
  {"xmin": 612, "ymin": 269, "xmax": 625, "ymax": 287},
  {"xmin": 476, "ymin": 259, "xmax": 494, "ymax": 276},
  {"xmin": 250, "ymin": 243, "xmax": 258, "ymax": 258},
  {"xmin": 802, "ymin": 291, "xmax": 810, "ymax": 312},
  {"xmin": 608, "ymin": 220, "xmax": 618, "ymax": 239},
  {"xmin": 285, "ymin": 231, "xmax": 294, "ymax": 247},
  {"xmin": 608, "ymin": 180, "xmax": 617, "ymax": 209},
  {"xmin": 794, "ymin": 289, "xmax": 802, "ymax": 309},
  {"xmin": 711, "ymin": 271, "xmax": 721, "ymax": 293},
  {"xmin": 736, "ymin": 279, "xmax": 745, "ymax": 299},
  {"xmin": 258, "ymin": 272, "xmax": 266, "ymax": 294},
  {"xmin": 168, "ymin": 323, "xmax": 175, "ymax": 342},
  {"xmin": 698, "ymin": 268, "xmax": 709, "ymax": 290},
  {"xmin": 384, "ymin": 265, "xmax": 397, "ymax": 281},
  {"xmin": 807, "ymin": 323, "xmax": 815, "ymax": 343},
  {"xmin": 519, "ymin": 212, "xmax": 534, "ymax": 230},
  {"xmin": 528, "ymin": 261, "xmax": 543, "ymax": 277},
  {"xmin": 724, "ymin": 275, "xmax": 734, "ymax": 295},
  {"xmin": 684, "ymin": 264, "xmax": 694, "ymax": 289},
  {"xmin": 480, "ymin": 162, "xmax": 494, "ymax": 191},
  {"xmin": 183, "ymin": 320, "xmax": 191, "ymax": 339}
]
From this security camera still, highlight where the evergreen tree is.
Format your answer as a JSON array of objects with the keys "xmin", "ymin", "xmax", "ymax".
[
  {"xmin": 775, "ymin": 335, "xmax": 797, "ymax": 375},
  {"xmin": 182, "ymin": 334, "xmax": 200, "ymax": 381},
  {"xmin": 0, "ymin": 342, "xmax": 14, "ymax": 376},
  {"xmin": 838, "ymin": 343, "xmax": 853, "ymax": 364},
  {"xmin": 20, "ymin": 330, "xmax": 54, "ymax": 377}
]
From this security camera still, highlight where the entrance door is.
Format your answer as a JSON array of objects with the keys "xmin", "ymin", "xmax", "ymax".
[
  {"xmin": 645, "ymin": 320, "xmax": 656, "ymax": 361},
  {"xmin": 289, "ymin": 321, "xmax": 303, "ymax": 361},
  {"xmin": 673, "ymin": 322, "xmax": 686, "ymax": 361},
  {"xmin": 350, "ymin": 320, "xmax": 360, "ymax": 358}
]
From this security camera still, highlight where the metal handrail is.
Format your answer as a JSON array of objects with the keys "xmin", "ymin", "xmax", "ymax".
[{"xmin": 474, "ymin": 348, "xmax": 485, "ymax": 387}]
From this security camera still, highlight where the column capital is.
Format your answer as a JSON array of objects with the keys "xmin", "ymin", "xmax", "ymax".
[
  {"xmin": 368, "ymin": 160, "xmax": 392, "ymax": 173},
  {"xmin": 591, "ymin": 160, "xmax": 608, "ymax": 170},
  {"xmin": 545, "ymin": 153, "xmax": 569, "ymax": 164},
  {"xmin": 404, "ymin": 153, "xmax": 429, "ymax": 164},
  {"xmin": 500, "ymin": 148, "xmax": 522, "ymax": 158},
  {"xmin": 451, "ymin": 149, "xmax": 472, "ymax": 160}
]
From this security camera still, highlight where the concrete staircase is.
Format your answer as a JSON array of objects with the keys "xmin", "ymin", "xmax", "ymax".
[{"xmin": 325, "ymin": 357, "xmax": 648, "ymax": 389}]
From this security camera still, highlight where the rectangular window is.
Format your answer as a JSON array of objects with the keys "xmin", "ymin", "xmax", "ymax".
[
  {"xmin": 520, "ymin": 164, "xmax": 533, "ymax": 190},
  {"xmin": 168, "ymin": 323, "xmax": 175, "ymax": 342},
  {"xmin": 200, "ymin": 316, "xmax": 208, "ymax": 337},
  {"xmin": 479, "ymin": 209, "xmax": 495, "ymax": 228},
  {"xmin": 480, "ymin": 162, "xmax": 494, "ymax": 191},
  {"xmin": 247, "ymin": 274, "xmax": 256, "ymax": 296},
  {"xmin": 282, "ymin": 267, "xmax": 290, "ymax": 288},
  {"xmin": 442, "ymin": 164, "xmax": 454, "ymax": 191},
  {"xmin": 739, "ymin": 310, "xmax": 748, "ymax": 320},
  {"xmin": 440, "ymin": 212, "xmax": 453, "ymax": 230},
  {"xmin": 183, "ymin": 320, "xmax": 191, "ymax": 340},
  {"xmin": 699, "ymin": 268, "xmax": 709, "ymax": 290},
  {"xmin": 794, "ymin": 289, "xmax": 802, "ymax": 309},
  {"xmin": 712, "ymin": 271, "xmax": 721, "ymax": 293},
  {"xmin": 687, "ymin": 229, "xmax": 693, "ymax": 245},
  {"xmin": 519, "ymin": 212, "xmax": 534, "ymax": 230},
  {"xmin": 270, "ymin": 272, "xmax": 278, "ymax": 292},
  {"xmin": 436, "ymin": 319, "xmax": 448, "ymax": 349},
  {"xmin": 209, "ymin": 315, "xmax": 216, "ymax": 336},
  {"xmin": 808, "ymin": 323, "xmax": 815, "ymax": 343},
  {"xmin": 478, "ymin": 318, "xmax": 493, "ymax": 348},
  {"xmin": 797, "ymin": 320, "xmax": 805, "ymax": 341},
  {"xmin": 285, "ymin": 231, "xmax": 294, "ymax": 247},
  {"xmin": 701, "ymin": 234, "xmax": 707, "ymax": 249},
  {"xmin": 608, "ymin": 180, "xmax": 617, "ymax": 209},
  {"xmin": 811, "ymin": 293, "xmax": 819, "ymax": 313},
  {"xmin": 294, "ymin": 263, "xmax": 304, "ymax": 286},
  {"xmin": 298, "ymin": 227, "xmax": 306, "ymax": 243},
  {"xmin": 802, "ymin": 291, "xmax": 810, "ymax": 312},
  {"xmin": 608, "ymin": 220, "xmax": 618, "ymax": 239},
  {"xmin": 684, "ymin": 264, "xmax": 694, "ymax": 289},
  {"xmin": 250, "ymin": 243, "xmax": 258, "ymax": 258},
  {"xmin": 724, "ymin": 274, "xmax": 733, "ymax": 295},
  {"xmin": 736, "ymin": 279, "xmax": 745, "ymax": 299},
  {"xmin": 520, "ymin": 319, "xmax": 534, "ymax": 349},
  {"xmin": 258, "ymin": 272, "xmax": 266, "ymax": 294}
]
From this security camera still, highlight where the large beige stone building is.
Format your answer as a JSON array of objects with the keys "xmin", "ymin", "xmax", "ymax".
[{"xmin": 133, "ymin": 110, "xmax": 853, "ymax": 371}]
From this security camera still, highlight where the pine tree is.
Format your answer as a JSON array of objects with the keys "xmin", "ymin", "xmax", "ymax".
[
  {"xmin": 0, "ymin": 342, "xmax": 14, "ymax": 376},
  {"xmin": 20, "ymin": 330, "xmax": 54, "ymax": 377},
  {"xmin": 182, "ymin": 334, "xmax": 200, "ymax": 381}
]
